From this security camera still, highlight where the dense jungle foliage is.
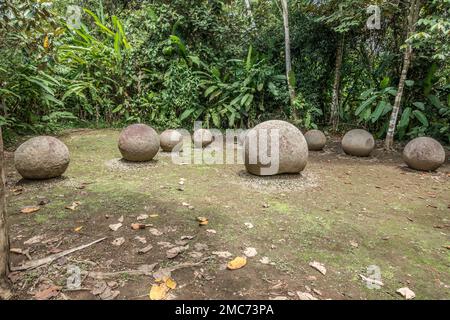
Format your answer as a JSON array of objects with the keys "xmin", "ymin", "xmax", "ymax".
[{"xmin": 0, "ymin": 0, "xmax": 449, "ymax": 144}]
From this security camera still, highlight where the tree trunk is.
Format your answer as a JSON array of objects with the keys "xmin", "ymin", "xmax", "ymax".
[
  {"xmin": 0, "ymin": 127, "xmax": 11, "ymax": 300},
  {"xmin": 244, "ymin": 0, "xmax": 256, "ymax": 30},
  {"xmin": 330, "ymin": 35, "xmax": 344, "ymax": 131},
  {"xmin": 280, "ymin": 0, "xmax": 298, "ymax": 120},
  {"xmin": 385, "ymin": 0, "xmax": 422, "ymax": 149}
]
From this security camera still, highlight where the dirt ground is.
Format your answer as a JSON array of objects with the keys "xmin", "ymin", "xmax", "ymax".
[{"xmin": 4, "ymin": 129, "xmax": 450, "ymax": 300}]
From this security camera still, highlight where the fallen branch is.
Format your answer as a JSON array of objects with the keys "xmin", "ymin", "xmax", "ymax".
[
  {"xmin": 11, "ymin": 238, "xmax": 107, "ymax": 272},
  {"xmin": 85, "ymin": 257, "xmax": 212, "ymax": 280},
  {"xmin": 85, "ymin": 263, "xmax": 158, "ymax": 280}
]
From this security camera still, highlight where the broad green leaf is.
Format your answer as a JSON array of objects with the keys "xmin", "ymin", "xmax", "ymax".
[
  {"xmin": 355, "ymin": 96, "xmax": 377, "ymax": 116},
  {"xmin": 412, "ymin": 102, "xmax": 425, "ymax": 110},
  {"xmin": 412, "ymin": 110, "xmax": 429, "ymax": 126},
  {"xmin": 180, "ymin": 109, "xmax": 195, "ymax": 121},
  {"xmin": 398, "ymin": 107, "xmax": 412, "ymax": 128}
]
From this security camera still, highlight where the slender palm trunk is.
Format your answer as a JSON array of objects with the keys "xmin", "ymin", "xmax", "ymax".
[
  {"xmin": 330, "ymin": 35, "xmax": 344, "ymax": 131},
  {"xmin": 385, "ymin": 0, "xmax": 422, "ymax": 149},
  {"xmin": 280, "ymin": 0, "xmax": 298, "ymax": 120},
  {"xmin": 0, "ymin": 127, "xmax": 11, "ymax": 300},
  {"xmin": 244, "ymin": 0, "xmax": 256, "ymax": 30}
]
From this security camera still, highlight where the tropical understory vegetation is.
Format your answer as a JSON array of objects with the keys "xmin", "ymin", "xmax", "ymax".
[{"xmin": 0, "ymin": 0, "xmax": 449, "ymax": 146}]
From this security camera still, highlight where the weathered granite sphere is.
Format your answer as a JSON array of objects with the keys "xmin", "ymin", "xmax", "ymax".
[
  {"xmin": 193, "ymin": 129, "xmax": 214, "ymax": 148},
  {"xmin": 342, "ymin": 129, "xmax": 375, "ymax": 157},
  {"xmin": 160, "ymin": 129, "xmax": 183, "ymax": 152},
  {"xmin": 304, "ymin": 129, "xmax": 327, "ymax": 151},
  {"xmin": 14, "ymin": 136, "xmax": 70, "ymax": 180},
  {"xmin": 244, "ymin": 120, "xmax": 308, "ymax": 176},
  {"xmin": 403, "ymin": 137, "xmax": 446, "ymax": 171},
  {"xmin": 118, "ymin": 124, "xmax": 160, "ymax": 162}
]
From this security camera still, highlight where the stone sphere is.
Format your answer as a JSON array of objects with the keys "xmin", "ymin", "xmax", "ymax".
[
  {"xmin": 342, "ymin": 129, "xmax": 375, "ymax": 157},
  {"xmin": 403, "ymin": 137, "xmax": 446, "ymax": 171},
  {"xmin": 14, "ymin": 136, "xmax": 70, "ymax": 180},
  {"xmin": 305, "ymin": 129, "xmax": 327, "ymax": 151},
  {"xmin": 118, "ymin": 124, "xmax": 160, "ymax": 162},
  {"xmin": 244, "ymin": 120, "xmax": 308, "ymax": 176},
  {"xmin": 193, "ymin": 129, "xmax": 214, "ymax": 148},
  {"xmin": 160, "ymin": 129, "xmax": 183, "ymax": 152}
]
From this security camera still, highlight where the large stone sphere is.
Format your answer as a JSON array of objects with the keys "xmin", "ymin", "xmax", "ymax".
[
  {"xmin": 14, "ymin": 136, "xmax": 70, "ymax": 180},
  {"xmin": 244, "ymin": 120, "xmax": 308, "ymax": 176},
  {"xmin": 193, "ymin": 129, "xmax": 214, "ymax": 148},
  {"xmin": 342, "ymin": 129, "xmax": 375, "ymax": 157},
  {"xmin": 403, "ymin": 137, "xmax": 446, "ymax": 171},
  {"xmin": 160, "ymin": 129, "xmax": 183, "ymax": 152},
  {"xmin": 305, "ymin": 129, "xmax": 327, "ymax": 151},
  {"xmin": 118, "ymin": 124, "xmax": 160, "ymax": 162}
]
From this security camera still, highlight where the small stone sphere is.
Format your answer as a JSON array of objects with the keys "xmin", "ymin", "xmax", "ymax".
[
  {"xmin": 304, "ymin": 129, "xmax": 327, "ymax": 151},
  {"xmin": 118, "ymin": 124, "xmax": 160, "ymax": 162},
  {"xmin": 160, "ymin": 129, "xmax": 183, "ymax": 152},
  {"xmin": 244, "ymin": 120, "xmax": 308, "ymax": 176},
  {"xmin": 14, "ymin": 136, "xmax": 70, "ymax": 180},
  {"xmin": 403, "ymin": 137, "xmax": 446, "ymax": 171},
  {"xmin": 342, "ymin": 129, "xmax": 375, "ymax": 157},
  {"xmin": 193, "ymin": 129, "xmax": 214, "ymax": 148}
]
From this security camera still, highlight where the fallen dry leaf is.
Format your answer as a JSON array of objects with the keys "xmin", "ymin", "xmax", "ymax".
[
  {"xmin": 74, "ymin": 226, "xmax": 83, "ymax": 232},
  {"xmin": 166, "ymin": 246, "xmax": 188, "ymax": 259},
  {"xmin": 118, "ymin": 215, "xmax": 124, "ymax": 223},
  {"xmin": 206, "ymin": 229, "xmax": 217, "ymax": 234},
  {"xmin": 20, "ymin": 206, "xmax": 40, "ymax": 214},
  {"xmin": 131, "ymin": 223, "xmax": 146, "ymax": 230},
  {"xmin": 35, "ymin": 285, "xmax": 61, "ymax": 300},
  {"xmin": 244, "ymin": 222, "xmax": 254, "ymax": 229},
  {"xmin": 109, "ymin": 223, "xmax": 122, "ymax": 231},
  {"xmin": 134, "ymin": 236, "xmax": 147, "ymax": 244},
  {"xmin": 65, "ymin": 201, "xmax": 81, "ymax": 211},
  {"xmin": 149, "ymin": 283, "xmax": 169, "ymax": 300},
  {"xmin": 137, "ymin": 214, "xmax": 148, "ymax": 221},
  {"xmin": 259, "ymin": 257, "xmax": 271, "ymax": 264},
  {"xmin": 350, "ymin": 240, "xmax": 359, "ymax": 248},
  {"xmin": 24, "ymin": 235, "xmax": 44, "ymax": 245},
  {"xmin": 165, "ymin": 277, "xmax": 177, "ymax": 290},
  {"xmin": 309, "ymin": 261, "xmax": 327, "ymax": 275},
  {"xmin": 112, "ymin": 237, "xmax": 125, "ymax": 246},
  {"xmin": 243, "ymin": 247, "xmax": 257, "ymax": 257},
  {"xmin": 196, "ymin": 217, "xmax": 208, "ymax": 226},
  {"xmin": 396, "ymin": 287, "xmax": 415, "ymax": 300},
  {"xmin": 149, "ymin": 214, "xmax": 159, "ymax": 218},
  {"xmin": 296, "ymin": 291, "xmax": 318, "ymax": 300},
  {"xmin": 227, "ymin": 256, "xmax": 247, "ymax": 270},
  {"xmin": 137, "ymin": 244, "xmax": 153, "ymax": 254}
]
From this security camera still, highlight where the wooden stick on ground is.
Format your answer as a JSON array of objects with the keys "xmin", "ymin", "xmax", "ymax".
[{"xmin": 11, "ymin": 237, "xmax": 107, "ymax": 272}]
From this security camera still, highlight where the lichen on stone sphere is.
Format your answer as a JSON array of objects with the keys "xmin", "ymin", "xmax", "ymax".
[
  {"xmin": 341, "ymin": 129, "xmax": 375, "ymax": 157},
  {"xmin": 244, "ymin": 120, "xmax": 308, "ymax": 176},
  {"xmin": 118, "ymin": 124, "xmax": 160, "ymax": 162},
  {"xmin": 304, "ymin": 129, "xmax": 327, "ymax": 151},
  {"xmin": 403, "ymin": 137, "xmax": 446, "ymax": 171},
  {"xmin": 14, "ymin": 136, "xmax": 70, "ymax": 180},
  {"xmin": 160, "ymin": 129, "xmax": 183, "ymax": 152}
]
